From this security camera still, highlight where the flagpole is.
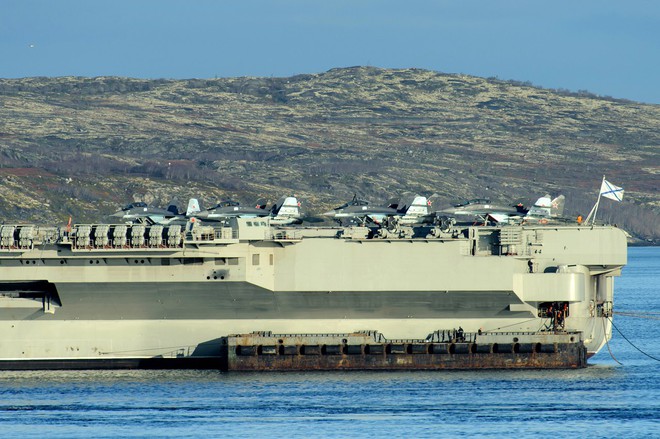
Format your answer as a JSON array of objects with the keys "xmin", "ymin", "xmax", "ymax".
[{"xmin": 585, "ymin": 175, "xmax": 605, "ymax": 225}]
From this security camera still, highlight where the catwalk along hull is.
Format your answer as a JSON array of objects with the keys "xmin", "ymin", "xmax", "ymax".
[{"xmin": 0, "ymin": 220, "xmax": 626, "ymax": 369}]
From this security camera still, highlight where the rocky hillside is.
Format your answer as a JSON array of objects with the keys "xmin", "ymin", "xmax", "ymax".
[{"xmin": 0, "ymin": 67, "xmax": 658, "ymax": 242}]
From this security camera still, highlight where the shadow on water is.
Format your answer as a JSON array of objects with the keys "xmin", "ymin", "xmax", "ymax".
[{"xmin": 0, "ymin": 363, "xmax": 623, "ymax": 385}]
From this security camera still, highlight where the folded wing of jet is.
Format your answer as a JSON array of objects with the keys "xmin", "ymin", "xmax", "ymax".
[
  {"xmin": 269, "ymin": 196, "xmax": 303, "ymax": 225},
  {"xmin": 523, "ymin": 194, "xmax": 565, "ymax": 222},
  {"xmin": 396, "ymin": 194, "xmax": 435, "ymax": 225}
]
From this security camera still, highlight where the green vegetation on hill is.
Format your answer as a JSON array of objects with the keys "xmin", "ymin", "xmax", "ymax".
[{"xmin": 0, "ymin": 67, "xmax": 657, "ymax": 242}]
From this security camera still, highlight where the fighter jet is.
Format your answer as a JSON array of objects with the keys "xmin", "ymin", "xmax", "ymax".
[
  {"xmin": 193, "ymin": 196, "xmax": 303, "ymax": 225},
  {"xmin": 439, "ymin": 198, "xmax": 527, "ymax": 221},
  {"xmin": 322, "ymin": 194, "xmax": 395, "ymax": 224},
  {"xmin": 322, "ymin": 194, "xmax": 435, "ymax": 226},
  {"xmin": 439, "ymin": 194, "xmax": 564, "ymax": 224},
  {"xmin": 194, "ymin": 199, "xmax": 265, "ymax": 221},
  {"xmin": 110, "ymin": 200, "xmax": 185, "ymax": 225}
]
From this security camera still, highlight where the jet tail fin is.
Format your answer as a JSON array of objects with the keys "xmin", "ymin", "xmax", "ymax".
[
  {"xmin": 550, "ymin": 195, "xmax": 565, "ymax": 217},
  {"xmin": 427, "ymin": 193, "xmax": 442, "ymax": 209},
  {"xmin": 403, "ymin": 195, "xmax": 431, "ymax": 216},
  {"xmin": 186, "ymin": 198, "xmax": 201, "ymax": 216},
  {"xmin": 271, "ymin": 196, "xmax": 302, "ymax": 225},
  {"xmin": 166, "ymin": 198, "xmax": 181, "ymax": 215},
  {"xmin": 526, "ymin": 194, "xmax": 565, "ymax": 218},
  {"xmin": 254, "ymin": 198, "xmax": 269, "ymax": 210}
]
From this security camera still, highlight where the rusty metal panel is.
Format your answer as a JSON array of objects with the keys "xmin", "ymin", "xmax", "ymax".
[{"xmin": 225, "ymin": 331, "xmax": 587, "ymax": 371}]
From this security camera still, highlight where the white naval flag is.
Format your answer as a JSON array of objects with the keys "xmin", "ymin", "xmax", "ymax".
[{"xmin": 600, "ymin": 179, "xmax": 624, "ymax": 202}]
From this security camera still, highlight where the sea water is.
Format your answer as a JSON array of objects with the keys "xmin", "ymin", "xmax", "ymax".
[{"xmin": 0, "ymin": 247, "xmax": 658, "ymax": 438}]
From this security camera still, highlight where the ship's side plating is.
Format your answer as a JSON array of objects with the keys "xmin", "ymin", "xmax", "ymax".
[{"xmin": 0, "ymin": 219, "xmax": 626, "ymax": 368}]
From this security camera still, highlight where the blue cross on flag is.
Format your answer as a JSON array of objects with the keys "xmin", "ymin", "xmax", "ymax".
[{"xmin": 600, "ymin": 179, "xmax": 624, "ymax": 202}]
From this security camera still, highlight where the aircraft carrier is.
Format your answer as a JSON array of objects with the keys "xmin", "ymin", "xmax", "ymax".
[{"xmin": 0, "ymin": 217, "xmax": 626, "ymax": 370}]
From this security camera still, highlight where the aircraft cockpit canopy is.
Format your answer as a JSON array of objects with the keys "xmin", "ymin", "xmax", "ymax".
[
  {"xmin": 455, "ymin": 198, "xmax": 490, "ymax": 207},
  {"xmin": 334, "ymin": 198, "xmax": 369, "ymax": 209},
  {"xmin": 212, "ymin": 200, "xmax": 240, "ymax": 209},
  {"xmin": 122, "ymin": 201, "xmax": 148, "ymax": 210}
]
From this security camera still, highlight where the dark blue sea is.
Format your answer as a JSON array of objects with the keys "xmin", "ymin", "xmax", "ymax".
[{"xmin": 1, "ymin": 247, "xmax": 658, "ymax": 438}]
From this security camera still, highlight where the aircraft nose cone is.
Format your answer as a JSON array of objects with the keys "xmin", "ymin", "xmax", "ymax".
[
  {"xmin": 110, "ymin": 211, "xmax": 124, "ymax": 218},
  {"xmin": 321, "ymin": 211, "xmax": 337, "ymax": 217}
]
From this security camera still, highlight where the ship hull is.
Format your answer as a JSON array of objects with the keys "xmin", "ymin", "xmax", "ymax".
[{"xmin": 0, "ymin": 222, "xmax": 626, "ymax": 369}]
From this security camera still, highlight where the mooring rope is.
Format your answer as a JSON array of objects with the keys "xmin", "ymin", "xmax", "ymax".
[
  {"xmin": 603, "ymin": 317, "xmax": 622, "ymax": 365},
  {"xmin": 608, "ymin": 316, "xmax": 660, "ymax": 362}
]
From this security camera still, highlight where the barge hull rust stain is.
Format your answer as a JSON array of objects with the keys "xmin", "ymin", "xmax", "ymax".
[
  {"xmin": 226, "ymin": 332, "xmax": 587, "ymax": 371},
  {"xmin": 229, "ymin": 352, "xmax": 587, "ymax": 371}
]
